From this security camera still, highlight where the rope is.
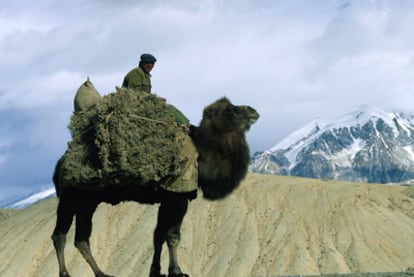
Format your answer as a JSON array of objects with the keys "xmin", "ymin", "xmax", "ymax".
[{"xmin": 129, "ymin": 114, "xmax": 170, "ymax": 125}]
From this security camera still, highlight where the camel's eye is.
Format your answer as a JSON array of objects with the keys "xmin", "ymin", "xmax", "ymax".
[{"xmin": 223, "ymin": 105, "xmax": 235, "ymax": 115}]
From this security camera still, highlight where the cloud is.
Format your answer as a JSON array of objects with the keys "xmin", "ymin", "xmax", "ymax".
[{"xmin": 303, "ymin": 1, "xmax": 414, "ymax": 117}]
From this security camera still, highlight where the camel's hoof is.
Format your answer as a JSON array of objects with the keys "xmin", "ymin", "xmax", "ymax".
[
  {"xmin": 96, "ymin": 274, "xmax": 114, "ymax": 277},
  {"xmin": 150, "ymin": 274, "xmax": 166, "ymax": 277},
  {"xmin": 60, "ymin": 272, "xmax": 71, "ymax": 277},
  {"xmin": 168, "ymin": 274, "xmax": 189, "ymax": 277}
]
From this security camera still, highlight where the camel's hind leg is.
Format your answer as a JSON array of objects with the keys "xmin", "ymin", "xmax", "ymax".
[
  {"xmin": 52, "ymin": 199, "xmax": 75, "ymax": 277},
  {"xmin": 150, "ymin": 195, "xmax": 189, "ymax": 277},
  {"xmin": 74, "ymin": 203, "xmax": 114, "ymax": 277}
]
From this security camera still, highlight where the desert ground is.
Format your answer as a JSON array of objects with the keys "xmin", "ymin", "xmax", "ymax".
[{"xmin": 1, "ymin": 173, "xmax": 414, "ymax": 277}]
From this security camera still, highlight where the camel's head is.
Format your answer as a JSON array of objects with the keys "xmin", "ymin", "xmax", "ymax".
[
  {"xmin": 201, "ymin": 97, "xmax": 259, "ymax": 133},
  {"xmin": 195, "ymin": 97, "xmax": 259, "ymax": 201}
]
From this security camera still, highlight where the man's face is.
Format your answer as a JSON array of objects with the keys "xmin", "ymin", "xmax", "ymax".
[{"xmin": 142, "ymin": 62, "xmax": 154, "ymax": 74}]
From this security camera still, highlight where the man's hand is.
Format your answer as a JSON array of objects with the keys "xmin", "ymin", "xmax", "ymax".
[
  {"xmin": 181, "ymin": 123, "xmax": 191, "ymax": 134},
  {"xmin": 157, "ymin": 96, "xmax": 167, "ymax": 103}
]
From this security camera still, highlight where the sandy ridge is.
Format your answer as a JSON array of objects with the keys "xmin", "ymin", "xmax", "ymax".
[{"xmin": 0, "ymin": 174, "xmax": 413, "ymax": 277}]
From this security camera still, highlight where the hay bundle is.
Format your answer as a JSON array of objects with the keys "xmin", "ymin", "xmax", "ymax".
[{"xmin": 62, "ymin": 86, "xmax": 187, "ymax": 189}]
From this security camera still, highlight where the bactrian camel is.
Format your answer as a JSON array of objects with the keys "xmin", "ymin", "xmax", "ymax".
[{"xmin": 51, "ymin": 97, "xmax": 259, "ymax": 277}]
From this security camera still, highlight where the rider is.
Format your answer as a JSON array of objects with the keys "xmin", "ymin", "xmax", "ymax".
[{"xmin": 122, "ymin": 53, "xmax": 189, "ymax": 126}]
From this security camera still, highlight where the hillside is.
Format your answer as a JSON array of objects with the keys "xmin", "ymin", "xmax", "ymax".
[{"xmin": 0, "ymin": 174, "xmax": 414, "ymax": 277}]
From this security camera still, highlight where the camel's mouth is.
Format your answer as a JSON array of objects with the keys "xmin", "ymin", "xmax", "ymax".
[
  {"xmin": 249, "ymin": 110, "xmax": 260, "ymax": 124},
  {"xmin": 235, "ymin": 107, "xmax": 259, "ymax": 132},
  {"xmin": 246, "ymin": 107, "xmax": 260, "ymax": 126}
]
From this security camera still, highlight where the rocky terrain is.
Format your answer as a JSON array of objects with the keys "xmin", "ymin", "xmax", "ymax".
[{"xmin": 0, "ymin": 174, "xmax": 414, "ymax": 277}]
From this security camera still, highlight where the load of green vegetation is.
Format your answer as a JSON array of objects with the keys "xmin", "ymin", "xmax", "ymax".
[{"xmin": 61, "ymin": 86, "xmax": 187, "ymax": 190}]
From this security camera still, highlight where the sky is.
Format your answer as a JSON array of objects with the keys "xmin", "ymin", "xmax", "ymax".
[{"xmin": 2, "ymin": 0, "xmax": 414, "ymax": 202}]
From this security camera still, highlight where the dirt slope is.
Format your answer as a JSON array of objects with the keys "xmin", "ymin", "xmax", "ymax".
[{"xmin": 0, "ymin": 174, "xmax": 413, "ymax": 277}]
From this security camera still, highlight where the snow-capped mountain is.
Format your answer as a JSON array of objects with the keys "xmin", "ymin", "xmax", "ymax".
[
  {"xmin": 250, "ymin": 105, "xmax": 414, "ymax": 184},
  {"xmin": 1, "ymin": 186, "xmax": 56, "ymax": 209}
]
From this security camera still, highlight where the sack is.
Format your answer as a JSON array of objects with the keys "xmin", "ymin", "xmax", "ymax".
[{"xmin": 74, "ymin": 77, "xmax": 101, "ymax": 112}]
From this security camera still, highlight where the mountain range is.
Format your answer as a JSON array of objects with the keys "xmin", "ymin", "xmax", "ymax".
[
  {"xmin": 249, "ymin": 105, "xmax": 414, "ymax": 184},
  {"xmin": 0, "ymin": 185, "xmax": 55, "ymax": 209}
]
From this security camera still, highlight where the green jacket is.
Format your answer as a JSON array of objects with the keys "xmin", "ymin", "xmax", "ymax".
[{"xmin": 122, "ymin": 67, "xmax": 152, "ymax": 93}]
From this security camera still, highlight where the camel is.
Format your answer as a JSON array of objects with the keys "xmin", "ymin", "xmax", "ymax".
[{"xmin": 51, "ymin": 97, "xmax": 259, "ymax": 277}]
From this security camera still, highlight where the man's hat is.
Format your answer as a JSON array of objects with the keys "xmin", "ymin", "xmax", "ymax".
[{"xmin": 140, "ymin": 53, "xmax": 157, "ymax": 64}]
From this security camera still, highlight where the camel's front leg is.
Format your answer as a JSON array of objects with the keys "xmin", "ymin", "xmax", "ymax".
[
  {"xmin": 74, "ymin": 205, "xmax": 114, "ymax": 277},
  {"xmin": 166, "ymin": 225, "xmax": 189, "ymax": 277},
  {"xmin": 150, "ymin": 194, "xmax": 189, "ymax": 277}
]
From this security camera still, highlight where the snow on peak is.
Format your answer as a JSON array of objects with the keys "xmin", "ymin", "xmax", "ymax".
[
  {"xmin": 269, "ymin": 118, "xmax": 320, "ymax": 152},
  {"xmin": 270, "ymin": 105, "xmax": 400, "ymax": 154},
  {"xmin": 3, "ymin": 186, "xmax": 56, "ymax": 209},
  {"xmin": 261, "ymin": 105, "xmax": 414, "ymax": 171},
  {"xmin": 319, "ymin": 105, "xmax": 395, "ymax": 132}
]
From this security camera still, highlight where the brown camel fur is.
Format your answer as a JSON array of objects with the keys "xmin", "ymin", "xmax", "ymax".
[{"xmin": 51, "ymin": 97, "xmax": 259, "ymax": 277}]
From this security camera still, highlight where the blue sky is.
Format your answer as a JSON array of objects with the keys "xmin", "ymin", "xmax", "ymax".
[{"xmin": 2, "ymin": 0, "xmax": 414, "ymax": 202}]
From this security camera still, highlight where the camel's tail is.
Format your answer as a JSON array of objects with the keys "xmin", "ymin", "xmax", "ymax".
[{"xmin": 52, "ymin": 157, "xmax": 64, "ymax": 198}]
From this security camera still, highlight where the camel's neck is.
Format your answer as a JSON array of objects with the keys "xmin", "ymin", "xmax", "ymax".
[
  {"xmin": 190, "ymin": 126, "xmax": 250, "ymax": 200},
  {"xmin": 193, "ymin": 127, "xmax": 244, "ymax": 153}
]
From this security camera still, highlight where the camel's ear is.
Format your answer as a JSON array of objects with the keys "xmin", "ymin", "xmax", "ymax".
[{"xmin": 218, "ymin": 96, "xmax": 231, "ymax": 104}]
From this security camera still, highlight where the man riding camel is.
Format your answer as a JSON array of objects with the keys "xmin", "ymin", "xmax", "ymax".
[{"xmin": 122, "ymin": 53, "xmax": 189, "ymax": 126}]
